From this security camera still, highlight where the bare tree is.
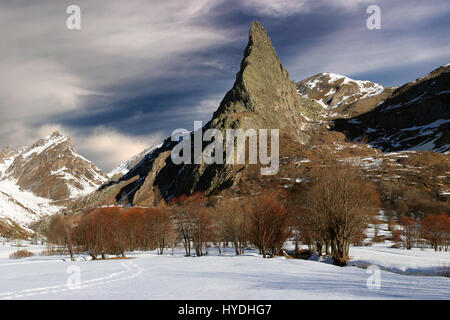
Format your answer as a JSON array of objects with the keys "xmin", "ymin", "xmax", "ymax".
[
  {"xmin": 305, "ymin": 163, "xmax": 380, "ymax": 266},
  {"xmin": 170, "ymin": 193, "xmax": 209, "ymax": 257},
  {"xmin": 399, "ymin": 216, "xmax": 420, "ymax": 250},
  {"xmin": 47, "ymin": 215, "xmax": 76, "ymax": 261},
  {"xmin": 222, "ymin": 198, "xmax": 248, "ymax": 255},
  {"xmin": 248, "ymin": 191, "xmax": 291, "ymax": 258}
]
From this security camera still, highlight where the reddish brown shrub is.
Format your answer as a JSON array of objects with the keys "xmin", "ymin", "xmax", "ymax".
[
  {"xmin": 10, "ymin": 250, "xmax": 34, "ymax": 259},
  {"xmin": 247, "ymin": 191, "xmax": 291, "ymax": 258},
  {"xmin": 421, "ymin": 213, "xmax": 450, "ymax": 251}
]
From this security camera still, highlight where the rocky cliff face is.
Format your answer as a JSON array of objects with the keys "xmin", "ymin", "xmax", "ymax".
[
  {"xmin": 332, "ymin": 65, "xmax": 450, "ymax": 152},
  {"xmin": 67, "ymin": 21, "xmax": 323, "ymax": 211}
]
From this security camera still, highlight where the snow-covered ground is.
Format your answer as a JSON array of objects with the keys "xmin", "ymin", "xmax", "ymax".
[
  {"xmin": 349, "ymin": 244, "xmax": 450, "ymax": 276},
  {"xmin": 0, "ymin": 244, "xmax": 448, "ymax": 300}
]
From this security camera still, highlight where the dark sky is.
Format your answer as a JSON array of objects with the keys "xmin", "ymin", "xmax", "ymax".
[{"xmin": 1, "ymin": 0, "xmax": 449, "ymax": 170}]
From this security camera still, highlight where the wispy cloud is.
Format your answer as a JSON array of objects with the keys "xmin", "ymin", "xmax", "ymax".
[
  {"xmin": 289, "ymin": 27, "xmax": 450, "ymax": 79},
  {"xmin": 240, "ymin": 0, "xmax": 372, "ymax": 17},
  {"xmin": 0, "ymin": 0, "xmax": 234, "ymax": 168},
  {"xmin": 284, "ymin": 0, "xmax": 450, "ymax": 81},
  {"xmin": 0, "ymin": 0, "xmax": 448, "ymax": 170},
  {"xmin": 32, "ymin": 124, "xmax": 165, "ymax": 171}
]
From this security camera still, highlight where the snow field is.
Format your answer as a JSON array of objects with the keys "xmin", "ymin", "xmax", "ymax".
[{"xmin": 0, "ymin": 244, "xmax": 448, "ymax": 300}]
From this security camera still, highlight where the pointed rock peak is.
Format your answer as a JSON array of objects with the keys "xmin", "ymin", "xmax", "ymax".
[
  {"xmin": 26, "ymin": 131, "xmax": 72, "ymax": 154},
  {"xmin": 249, "ymin": 21, "xmax": 271, "ymax": 44},
  {"xmin": 45, "ymin": 130, "xmax": 70, "ymax": 143},
  {"xmin": 211, "ymin": 21, "xmax": 302, "ymax": 136},
  {"xmin": 243, "ymin": 21, "xmax": 279, "ymax": 67},
  {"xmin": 49, "ymin": 130, "xmax": 65, "ymax": 138}
]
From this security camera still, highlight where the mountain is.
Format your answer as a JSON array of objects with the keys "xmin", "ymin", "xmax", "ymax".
[
  {"xmin": 66, "ymin": 21, "xmax": 324, "ymax": 212},
  {"xmin": 107, "ymin": 144, "xmax": 162, "ymax": 179},
  {"xmin": 0, "ymin": 131, "xmax": 107, "ymax": 233},
  {"xmin": 67, "ymin": 23, "xmax": 449, "ymax": 218},
  {"xmin": 297, "ymin": 73, "xmax": 392, "ymax": 119},
  {"xmin": 332, "ymin": 65, "xmax": 450, "ymax": 152},
  {"xmin": 147, "ymin": 21, "xmax": 323, "ymax": 200}
]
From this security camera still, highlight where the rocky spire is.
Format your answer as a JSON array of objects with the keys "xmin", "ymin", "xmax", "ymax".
[
  {"xmin": 154, "ymin": 21, "xmax": 309, "ymax": 199},
  {"xmin": 74, "ymin": 22, "xmax": 320, "ymax": 209},
  {"xmin": 209, "ymin": 21, "xmax": 304, "ymax": 138}
]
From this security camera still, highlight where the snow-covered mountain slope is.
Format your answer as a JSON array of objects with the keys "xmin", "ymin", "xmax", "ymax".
[
  {"xmin": 333, "ymin": 64, "xmax": 450, "ymax": 153},
  {"xmin": 0, "ymin": 180, "xmax": 61, "ymax": 226},
  {"xmin": 0, "ymin": 131, "xmax": 108, "ymax": 228},
  {"xmin": 297, "ymin": 73, "xmax": 392, "ymax": 119},
  {"xmin": 108, "ymin": 144, "xmax": 162, "ymax": 179}
]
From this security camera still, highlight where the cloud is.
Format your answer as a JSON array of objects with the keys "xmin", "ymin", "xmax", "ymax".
[
  {"xmin": 240, "ymin": 0, "xmax": 372, "ymax": 17},
  {"xmin": 381, "ymin": 1, "xmax": 450, "ymax": 29},
  {"xmin": 30, "ymin": 124, "xmax": 165, "ymax": 172},
  {"xmin": 289, "ymin": 30, "xmax": 450, "ymax": 79},
  {"xmin": 71, "ymin": 127, "xmax": 165, "ymax": 171},
  {"xmin": 240, "ymin": 0, "xmax": 450, "ymax": 83},
  {"xmin": 1, "ymin": 0, "xmax": 449, "ymax": 171},
  {"xmin": 284, "ymin": 0, "xmax": 450, "ymax": 81},
  {"xmin": 0, "ymin": 59, "xmax": 99, "ymax": 122},
  {"xmin": 0, "ymin": 0, "xmax": 234, "ymax": 162}
]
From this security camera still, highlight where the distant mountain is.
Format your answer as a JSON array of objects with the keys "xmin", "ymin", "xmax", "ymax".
[
  {"xmin": 332, "ymin": 65, "xmax": 450, "ymax": 152},
  {"xmin": 297, "ymin": 73, "xmax": 392, "ymax": 119},
  {"xmin": 0, "ymin": 131, "xmax": 107, "ymax": 231},
  {"xmin": 108, "ymin": 144, "xmax": 162, "ymax": 179}
]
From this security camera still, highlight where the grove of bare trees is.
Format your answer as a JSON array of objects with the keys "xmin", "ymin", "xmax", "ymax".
[
  {"xmin": 44, "ymin": 164, "xmax": 448, "ymax": 264},
  {"xmin": 299, "ymin": 163, "xmax": 380, "ymax": 265}
]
